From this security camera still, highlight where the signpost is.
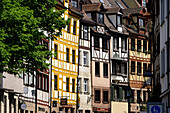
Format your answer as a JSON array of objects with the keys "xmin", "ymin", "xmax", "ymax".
[{"xmin": 147, "ymin": 102, "xmax": 164, "ymax": 113}]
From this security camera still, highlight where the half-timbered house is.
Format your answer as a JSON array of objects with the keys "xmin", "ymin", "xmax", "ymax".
[
  {"xmin": 122, "ymin": 7, "xmax": 152, "ymax": 113},
  {"xmin": 82, "ymin": 3, "xmax": 111, "ymax": 113}
]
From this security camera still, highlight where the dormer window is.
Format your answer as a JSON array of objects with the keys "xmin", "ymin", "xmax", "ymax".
[
  {"xmin": 117, "ymin": 15, "xmax": 121, "ymax": 25},
  {"xmin": 71, "ymin": 0, "xmax": 77, "ymax": 8},
  {"xmin": 139, "ymin": 18, "xmax": 144, "ymax": 27},
  {"xmin": 97, "ymin": 13, "xmax": 104, "ymax": 24}
]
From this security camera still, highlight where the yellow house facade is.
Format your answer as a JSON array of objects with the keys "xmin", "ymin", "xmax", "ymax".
[{"xmin": 51, "ymin": 1, "xmax": 82, "ymax": 112}]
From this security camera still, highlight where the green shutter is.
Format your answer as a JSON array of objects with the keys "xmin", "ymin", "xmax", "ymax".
[
  {"xmin": 119, "ymin": 87, "xmax": 123, "ymax": 101},
  {"xmin": 111, "ymin": 86, "xmax": 114, "ymax": 101}
]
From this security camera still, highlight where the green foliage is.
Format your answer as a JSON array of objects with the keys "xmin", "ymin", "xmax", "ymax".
[{"xmin": 0, "ymin": 0, "xmax": 69, "ymax": 75}]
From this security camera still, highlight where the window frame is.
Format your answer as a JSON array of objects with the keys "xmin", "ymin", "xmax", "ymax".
[
  {"xmin": 103, "ymin": 63, "xmax": 108, "ymax": 77},
  {"xmin": 72, "ymin": 50, "xmax": 75, "ymax": 64},
  {"xmin": 131, "ymin": 61, "xmax": 135, "ymax": 74},
  {"xmin": 137, "ymin": 40, "xmax": 141, "ymax": 52},
  {"xmin": 131, "ymin": 38, "xmax": 135, "ymax": 51},
  {"xmin": 66, "ymin": 48, "xmax": 69, "ymax": 63},
  {"xmin": 66, "ymin": 78, "xmax": 70, "ymax": 92},
  {"xmin": 97, "ymin": 13, "xmax": 104, "ymax": 24},
  {"xmin": 137, "ymin": 62, "xmax": 141, "ymax": 75},
  {"xmin": 94, "ymin": 37, "xmax": 100, "ymax": 49},
  {"xmin": 73, "ymin": 21, "xmax": 77, "ymax": 35},
  {"xmin": 84, "ymin": 79, "xmax": 88, "ymax": 93},
  {"xmin": 103, "ymin": 90, "xmax": 109, "ymax": 103},
  {"xmin": 83, "ymin": 52, "xmax": 88, "ymax": 66},
  {"xmin": 122, "ymin": 38, "xmax": 127, "ymax": 52},
  {"xmin": 72, "ymin": 79, "xmax": 75, "ymax": 93},
  {"xmin": 83, "ymin": 25, "xmax": 88, "ymax": 40},
  {"xmin": 94, "ymin": 89, "xmax": 101, "ymax": 103},
  {"xmin": 54, "ymin": 44, "xmax": 58, "ymax": 59},
  {"xmin": 54, "ymin": 75, "xmax": 58, "ymax": 90},
  {"xmin": 95, "ymin": 62, "xmax": 100, "ymax": 77},
  {"xmin": 113, "ymin": 37, "xmax": 119, "ymax": 51}
]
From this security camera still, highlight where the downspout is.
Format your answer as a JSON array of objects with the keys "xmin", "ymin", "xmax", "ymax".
[
  {"xmin": 49, "ymin": 35, "xmax": 52, "ymax": 113},
  {"xmin": 167, "ymin": 0, "xmax": 169, "ymax": 107},
  {"xmin": 76, "ymin": 21, "xmax": 81, "ymax": 113},
  {"xmin": 128, "ymin": 35, "xmax": 130, "ymax": 113},
  {"xmin": 109, "ymin": 36, "xmax": 111, "ymax": 113}
]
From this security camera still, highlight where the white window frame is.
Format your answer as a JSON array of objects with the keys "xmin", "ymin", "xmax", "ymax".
[
  {"xmin": 83, "ymin": 26, "xmax": 88, "ymax": 40},
  {"xmin": 84, "ymin": 79, "xmax": 88, "ymax": 93},
  {"xmin": 83, "ymin": 52, "xmax": 88, "ymax": 66}
]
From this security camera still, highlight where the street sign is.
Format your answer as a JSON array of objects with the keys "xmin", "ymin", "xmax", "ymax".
[
  {"xmin": 147, "ymin": 102, "xmax": 164, "ymax": 113},
  {"xmin": 60, "ymin": 98, "xmax": 67, "ymax": 105}
]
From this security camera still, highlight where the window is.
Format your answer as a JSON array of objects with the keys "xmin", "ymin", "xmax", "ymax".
[
  {"xmin": 95, "ymin": 90, "xmax": 100, "ymax": 102},
  {"xmin": 54, "ymin": 44, "xmax": 58, "ymax": 59},
  {"xmin": 73, "ymin": 21, "xmax": 77, "ymax": 35},
  {"xmin": 67, "ymin": 21, "xmax": 70, "ymax": 33},
  {"xmin": 143, "ymin": 40, "xmax": 147, "ymax": 53},
  {"xmin": 84, "ymin": 79, "xmax": 88, "ymax": 93},
  {"xmin": 83, "ymin": 26, "xmax": 88, "ymax": 40},
  {"xmin": 157, "ymin": 34, "xmax": 160, "ymax": 54},
  {"xmin": 161, "ymin": 0, "xmax": 164, "ymax": 23},
  {"xmin": 66, "ymin": 48, "xmax": 69, "ymax": 62},
  {"xmin": 43, "ymin": 40, "xmax": 49, "ymax": 50},
  {"xmin": 54, "ymin": 75, "xmax": 57, "ymax": 90},
  {"xmin": 71, "ymin": 0, "xmax": 77, "ymax": 8},
  {"xmin": 143, "ymin": 63, "xmax": 147, "ymax": 74},
  {"xmin": 142, "ymin": 0, "xmax": 146, "ymax": 7},
  {"xmin": 148, "ymin": 64, "xmax": 152, "ymax": 72},
  {"xmin": 121, "ymin": 63, "xmax": 127, "ymax": 74},
  {"xmin": 94, "ymin": 37, "xmax": 99, "ymax": 48},
  {"xmin": 95, "ymin": 62, "xmax": 100, "ymax": 76},
  {"xmin": 113, "ymin": 37, "xmax": 119, "ymax": 50},
  {"xmin": 137, "ymin": 90, "xmax": 141, "ymax": 103},
  {"xmin": 72, "ymin": 50, "xmax": 75, "ymax": 64},
  {"xmin": 103, "ymin": 91, "xmax": 108, "ymax": 103},
  {"xmin": 66, "ymin": 78, "xmax": 69, "ymax": 92},
  {"xmin": 103, "ymin": 63, "xmax": 108, "ymax": 77},
  {"xmin": 72, "ymin": 79, "xmax": 75, "ymax": 93},
  {"xmin": 143, "ymin": 91, "xmax": 146, "ymax": 102},
  {"xmin": 4, "ymin": 96, "xmax": 6, "ymax": 113},
  {"xmin": 131, "ymin": 38, "xmax": 135, "ymax": 51},
  {"xmin": 122, "ymin": 38, "xmax": 127, "ymax": 51},
  {"xmin": 139, "ymin": 18, "xmax": 144, "ymax": 27},
  {"xmin": 112, "ymin": 62, "xmax": 121, "ymax": 74},
  {"xmin": 97, "ymin": 13, "xmax": 104, "ymax": 24},
  {"xmin": 39, "ymin": 73, "xmax": 42, "ymax": 89},
  {"xmin": 131, "ymin": 61, "xmax": 135, "ymax": 74},
  {"xmin": 103, "ymin": 38, "xmax": 108, "ymax": 50},
  {"xmin": 137, "ymin": 62, "xmax": 141, "ymax": 75},
  {"xmin": 161, "ymin": 49, "xmax": 165, "ymax": 76},
  {"xmin": 78, "ymin": 78, "xmax": 81, "ymax": 92},
  {"xmin": 137, "ymin": 40, "xmax": 141, "ymax": 52},
  {"xmin": 117, "ymin": 15, "xmax": 121, "ymax": 25},
  {"xmin": 83, "ymin": 52, "xmax": 88, "ymax": 66}
]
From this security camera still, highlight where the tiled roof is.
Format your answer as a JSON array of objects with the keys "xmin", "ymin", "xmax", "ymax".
[
  {"xmin": 81, "ymin": 10, "xmax": 95, "ymax": 24},
  {"xmin": 82, "ymin": 3, "xmax": 101, "ymax": 12},
  {"xmin": 106, "ymin": 7, "xmax": 120, "ymax": 14},
  {"xmin": 122, "ymin": 0, "xmax": 140, "ymax": 8},
  {"xmin": 107, "ymin": 0, "xmax": 127, "ymax": 9},
  {"xmin": 122, "ymin": 7, "xmax": 143, "ymax": 16}
]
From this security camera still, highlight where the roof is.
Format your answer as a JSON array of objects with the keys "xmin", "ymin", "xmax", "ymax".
[
  {"xmin": 81, "ymin": 10, "xmax": 95, "ymax": 24},
  {"xmin": 106, "ymin": 7, "xmax": 120, "ymax": 14},
  {"xmin": 107, "ymin": 0, "xmax": 127, "ymax": 9},
  {"xmin": 122, "ymin": 0, "xmax": 140, "ymax": 8},
  {"xmin": 122, "ymin": 7, "xmax": 143, "ymax": 16},
  {"xmin": 82, "ymin": 3, "xmax": 101, "ymax": 12}
]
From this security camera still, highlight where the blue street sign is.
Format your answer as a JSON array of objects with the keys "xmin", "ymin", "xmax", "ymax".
[{"xmin": 151, "ymin": 105, "xmax": 160, "ymax": 113}]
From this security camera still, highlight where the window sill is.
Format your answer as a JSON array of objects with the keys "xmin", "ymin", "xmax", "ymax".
[
  {"xmin": 94, "ymin": 101, "xmax": 101, "ymax": 103},
  {"xmin": 95, "ymin": 75, "xmax": 100, "ymax": 77},
  {"xmin": 83, "ymin": 65, "xmax": 89, "ymax": 67},
  {"xmin": 121, "ymin": 50, "xmax": 127, "ymax": 53},
  {"xmin": 103, "ymin": 49, "xmax": 109, "ymax": 52},
  {"xmin": 104, "ymin": 76, "xmax": 108, "ymax": 78},
  {"xmin": 131, "ymin": 72, "xmax": 135, "ymax": 75},
  {"xmin": 94, "ymin": 47, "xmax": 100, "ymax": 50},
  {"xmin": 103, "ymin": 101, "xmax": 109, "ymax": 104},
  {"xmin": 137, "ymin": 73, "xmax": 142, "ymax": 76},
  {"xmin": 113, "ymin": 49, "xmax": 119, "ymax": 52},
  {"xmin": 84, "ymin": 92, "xmax": 90, "ymax": 95}
]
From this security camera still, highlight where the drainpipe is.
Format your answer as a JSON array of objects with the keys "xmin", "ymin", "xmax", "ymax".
[
  {"xmin": 49, "ymin": 35, "xmax": 52, "ymax": 113},
  {"xmin": 167, "ymin": 0, "xmax": 169, "ymax": 107},
  {"xmin": 128, "ymin": 36, "xmax": 130, "ymax": 113},
  {"xmin": 109, "ymin": 36, "xmax": 111, "ymax": 113}
]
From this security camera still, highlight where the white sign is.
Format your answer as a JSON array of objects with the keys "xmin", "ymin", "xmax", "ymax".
[
  {"xmin": 148, "ymin": 102, "xmax": 164, "ymax": 113},
  {"xmin": 21, "ymin": 103, "xmax": 27, "ymax": 110}
]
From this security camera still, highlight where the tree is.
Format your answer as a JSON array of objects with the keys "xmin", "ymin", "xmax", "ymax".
[{"xmin": 0, "ymin": 0, "xmax": 69, "ymax": 75}]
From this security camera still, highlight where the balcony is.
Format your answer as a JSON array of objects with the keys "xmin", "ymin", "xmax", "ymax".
[{"xmin": 0, "ymin": 72, "xmax": 23, "ymax": 94}]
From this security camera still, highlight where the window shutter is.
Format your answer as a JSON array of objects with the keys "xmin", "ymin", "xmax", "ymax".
[
  {"xmin": 111, "ymin": 86, "xmax": 114, "ymax": 101},
  {"xmin": 119, "ymin": 87, "xmax": 123, "ymax": 101}
]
